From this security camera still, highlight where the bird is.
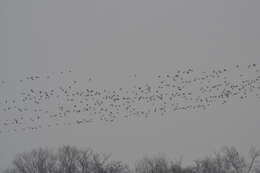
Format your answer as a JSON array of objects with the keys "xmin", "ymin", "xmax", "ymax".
[{"xmin": 0, "ymin": 64, "xmax": 260, "ymax": 133}]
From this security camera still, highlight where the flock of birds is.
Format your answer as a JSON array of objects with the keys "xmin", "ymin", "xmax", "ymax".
[{"xmin": 0, "ymin": 64, "xmax": 260, "ymax": 134}]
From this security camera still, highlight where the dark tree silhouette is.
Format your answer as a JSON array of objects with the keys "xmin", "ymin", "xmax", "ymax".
[
  {"xmin": 3, "ymin": 146, "xmax": 130, "ymax": 173},
  {"xmin": 3, "ymin": 145, "xmax": 260, "ymax": 173}
]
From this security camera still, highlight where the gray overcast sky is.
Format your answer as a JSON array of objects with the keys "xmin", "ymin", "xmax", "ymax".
[{"xmin": 1, "ymin": 0, "xmax": 260, "ymax": 170}]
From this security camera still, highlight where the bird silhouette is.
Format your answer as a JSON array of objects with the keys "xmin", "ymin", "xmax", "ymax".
[{"xmin": 0, "ymin": 64, "xmax": 260, "ymax": 133}]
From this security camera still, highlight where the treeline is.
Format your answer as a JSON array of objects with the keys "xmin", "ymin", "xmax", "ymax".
[{"xmin": 3, "ymin": 145, "xmax": 260, "ymax": 173}]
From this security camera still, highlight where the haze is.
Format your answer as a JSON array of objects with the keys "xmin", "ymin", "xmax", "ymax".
[{"xmin": 0, "ymin": 0, "xmax": 260, "ymax": 171}]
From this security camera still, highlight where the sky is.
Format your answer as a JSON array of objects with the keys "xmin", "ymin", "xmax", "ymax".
[{"xmin": 0, "ymin": 0, "xmax": 260, "ymax": 170}]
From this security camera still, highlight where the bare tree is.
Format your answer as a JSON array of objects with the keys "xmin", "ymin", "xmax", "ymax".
[
  {"xmin": 247, "ymin": 146, "xmax": 260, "ymax": 173},
  {"xmin": 193, "ymin": 146, "xmax": 245, "ymax": 173},
  {"xmin": 8, "ymin": 148, "xmax": 57, "ymax": 173},
  {"xmin": 222, "ymin": 146, "xmax": 246, "ymax": 173},
  {"xmin": 192, "ymin": 146, "xmax": 260, "ymax": 173},
  {"xmin": 3, "ymin": 145, "xmax": 260, "ymax": 173},
  {"xmin": 56, "ymin": 145, "xmax": 79, "ymax": 173},
  {"xmin": 135, "ymin": 155, "xmax": 169, "ymax": 173},
  {"xmin": 105, "ymin": 161, "xmax": 131, "ymax": 173},
  {"xmin": 135, "ymin": 154, "xmax": 194, "ymax": 173},
  {"xmin": 76, "ymin": 148, "xmax": 94, "ymax": 173},
  {"xmin": 56, "ymin": 145, "xmax": 130, "ymax": 173},
  {"xmin": 4, "ymin": 145, "xmax": 130, "ymax": 173}
]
